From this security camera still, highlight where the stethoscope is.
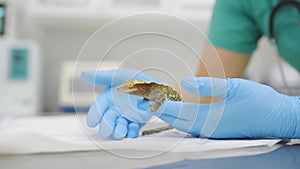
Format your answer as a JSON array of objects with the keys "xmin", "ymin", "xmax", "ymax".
[
  {"xmin": 269, "ymin": 0, "xmax": 300, "ymax": 95},
  {"xmin": 269, "ymin": 0, "xmax": 300, "ymax": 38}
]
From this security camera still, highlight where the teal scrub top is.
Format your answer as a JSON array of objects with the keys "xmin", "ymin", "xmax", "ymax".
[{"xmin": 208, "ymin": 0, "xmax": 300, "ymax": 71}]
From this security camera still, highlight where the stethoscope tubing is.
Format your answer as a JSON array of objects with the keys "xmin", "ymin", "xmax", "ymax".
[{"xmin": 269, "ymin": 0, "xmax": 300, "ymax": 38}]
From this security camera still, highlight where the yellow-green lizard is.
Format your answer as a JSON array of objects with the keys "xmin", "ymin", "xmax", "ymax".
[{"xmin": 117, "ymin": 80, "xmax": 182, "ymax": 135}]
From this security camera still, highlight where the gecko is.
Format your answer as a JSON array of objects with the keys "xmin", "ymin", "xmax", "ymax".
[{"xmin": 117, "ymin": 79, "xmax": 182, "ymax": 136}]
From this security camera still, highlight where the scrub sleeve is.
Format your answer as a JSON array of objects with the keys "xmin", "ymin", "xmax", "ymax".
[{"xmin": 207, "ymin": 0, "xmax": 300, "ymax": 71}]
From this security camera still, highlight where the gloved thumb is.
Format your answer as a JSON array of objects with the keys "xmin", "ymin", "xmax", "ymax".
[{"xmin": 181, "ymin": 77, "xmax": 228, "ymax": 98}]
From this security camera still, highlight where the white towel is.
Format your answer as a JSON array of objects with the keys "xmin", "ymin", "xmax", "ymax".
[{"xmin": 0, "ymin": 115, "xmax": 296, "ymax": 158}]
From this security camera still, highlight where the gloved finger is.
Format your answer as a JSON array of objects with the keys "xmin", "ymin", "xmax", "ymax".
[
  {"xmin": 181, "ymin": 77, "xmax": 228, "ymax": 98},
  {"xmin": 113, "ymin": 117, "xmax": 128, "ymax": 139},
  {"xmin": 154, "ymin": 101, "xmax": 201, "ymax": 120},
  {"xmin": 138, "ymin": 99, "xmax": 198, "ymax": 121},
  {"xmin": 156, "ymin": 113, "xmax": 184, "ymax": 127},
  {"xmin": 114, "ymin": 94, "xmax": 153, "ymax": 123},
  {"xmin": 80, "ymin": 68, "xmax": 151, "ymax": 86},
  {"xmin": 98, "ymin": 109, "xmax": 118, "ymax": 137},
  {"xmin": 87, "ymin": 94, "xmax": 108, "ymax": 128},
  {"xmin": 156, "ymin": 101, "xmax": 220, "ymax": 137},
  {"xmin": 127, "ymin": 122, "xmax": 140, "ymax": 138}
]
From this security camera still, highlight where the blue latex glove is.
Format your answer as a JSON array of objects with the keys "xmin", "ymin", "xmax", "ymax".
[
  {"xmin": 81, "ymin": 68, "xmax": 159, "ymax": 139},
  {"xmin": 139, "ymin": 77, "xmax": 300, "ymax": 139}
]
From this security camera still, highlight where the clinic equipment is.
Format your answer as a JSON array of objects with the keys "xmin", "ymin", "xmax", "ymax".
[
  {"xmin": 0, "ymin": 3, "xmax": 5, "ymax": 35},
  {"xmin": 0, "ymin": 1, "xmax": 41, "ymax": 116},
  {"xmin": 0, "ymin": 40, "xmax": 41, "ymax": 116}
]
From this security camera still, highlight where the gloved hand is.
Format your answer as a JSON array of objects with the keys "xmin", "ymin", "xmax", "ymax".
[
  {"xmin": 139, "ymin": 77, "xmax": 300, "ymax": 139},
  {"xmin": 81, "ymin": 68, "xmax": 159, "ymax": 139}
]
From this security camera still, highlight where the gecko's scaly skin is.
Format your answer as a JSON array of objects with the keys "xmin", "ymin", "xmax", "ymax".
[
  {"xmin": 117, "ymin": 80, "xmax": 182, "ymax": 111},
  {"xmin": 117, "ymin": 80, "xmax": 182, "ymax": 135}
]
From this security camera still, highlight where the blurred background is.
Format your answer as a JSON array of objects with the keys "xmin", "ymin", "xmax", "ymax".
[{"xmin": 0, "ymin": 0, "xmax": 299, "ymax": 116}]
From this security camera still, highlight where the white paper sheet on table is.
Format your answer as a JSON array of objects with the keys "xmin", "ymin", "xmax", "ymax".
[{"xmin": 0, "ymin": 115, "xmax": 298, "ymax": 156}]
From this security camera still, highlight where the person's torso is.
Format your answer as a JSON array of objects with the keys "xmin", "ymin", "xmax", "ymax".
[{"xmin": 245, "ymin": 0, "xmax": 300, "ymax": 71}]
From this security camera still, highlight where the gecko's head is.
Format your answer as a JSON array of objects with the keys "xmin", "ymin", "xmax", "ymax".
[{"xmin": 116, "ymin": 79, "xmax": 149, "ymax": 93}]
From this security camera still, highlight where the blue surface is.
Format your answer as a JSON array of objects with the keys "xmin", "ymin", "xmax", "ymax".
[
  {"xmin": 60, "ymin": 106, "xmax": 89, "ymax": 113},
  {"xmin": 144, "ymin": 145, "xmax": 300, "ymax": 169}
]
